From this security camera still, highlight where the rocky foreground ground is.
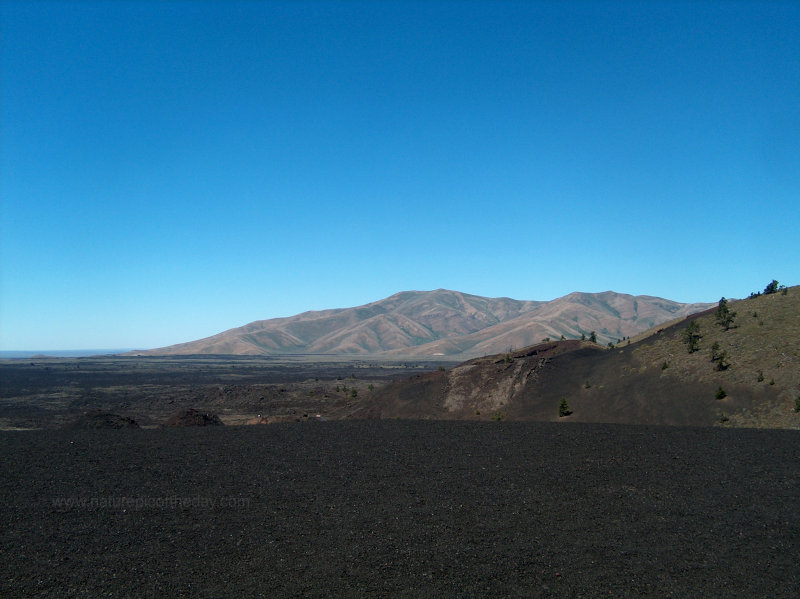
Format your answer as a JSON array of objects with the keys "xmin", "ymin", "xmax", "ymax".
[{"xmin": 1, "ymin": 421, "xmax": 798, "ymax": 598}]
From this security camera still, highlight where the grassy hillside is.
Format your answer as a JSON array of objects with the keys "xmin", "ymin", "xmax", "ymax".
[
  {"xmin": 360, "ymin": 286, "xmax": 800, "ymax": 428},
  {"xmin": 625, "ymin": 285, "xmax": 799, "ymax": 427}
]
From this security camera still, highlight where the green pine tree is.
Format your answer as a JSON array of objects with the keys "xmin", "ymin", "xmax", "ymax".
[
  {"xmin": 683, "ymin": 321, "xmax": 701, "ymax": 353},
  {"xmin": 714, "ymin": 297, "xmax": 736, "ymax": 330},
  {"xmin": 558, "ymin": 397, "xmax": 572, "ymax": 417}
]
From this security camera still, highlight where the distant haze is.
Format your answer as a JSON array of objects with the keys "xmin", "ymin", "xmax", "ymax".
[{"xmin": 0, "ymin": 350, "xmax": 133, "ymax": 359}]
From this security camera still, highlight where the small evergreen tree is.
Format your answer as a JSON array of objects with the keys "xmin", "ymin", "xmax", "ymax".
[
  {"xmin": 558, "ymin": 397, "xmax": 572, "ymax": 417},
  {"xmin": 715, "ymin": 386, "xmax": 727, "ymax": 400},
  {"xmin": 711, "ymin": 341, "xmax": 721, "ymax": 361},
  {"xmin": 716, "ymin": 350, "xmax": 730, "ymax": 371},
  {"xmin": 683, "ymin": 321, "xmax": 701, "ymax": 353},
  {"xmin": 764, "ymin": 279, "xmax": 780, "ymax": 294},
  {"xmin": 714, "ymin": 297, "xmax": 736, "ymax": 330},
  {"xmin": 589, "ymin": 331, "xmax": 597, "ymax": 343}
]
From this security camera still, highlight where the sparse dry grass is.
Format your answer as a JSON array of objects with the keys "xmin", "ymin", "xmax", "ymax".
[{"xmin": 630, "ymin": 286, "xmax": 800, "ymax": 428}]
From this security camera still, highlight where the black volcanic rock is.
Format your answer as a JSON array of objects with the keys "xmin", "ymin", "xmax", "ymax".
[
  {"xmin": 163, "ymin": 408, "xmax": 224, "ymax": 427},
  {"xmin": 67, "ymin": 410, "xmax": 140, "ymax": 430},
  {"xmin": 1, "ymin": 422, "xmax": 797, "ymax": 597}
]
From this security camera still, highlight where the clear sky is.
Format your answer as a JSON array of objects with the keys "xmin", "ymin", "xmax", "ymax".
[{"xmin": 1, "ymin": 0, "xmax": 798, "ymax": 351}]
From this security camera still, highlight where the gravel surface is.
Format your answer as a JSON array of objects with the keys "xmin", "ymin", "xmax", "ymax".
[{"xmin": 2, "ymin": 421, "xmax": 798, "ymax": 597}]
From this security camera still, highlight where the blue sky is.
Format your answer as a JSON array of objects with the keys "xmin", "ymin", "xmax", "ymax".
[{"xmin": 1, "ymin": 0, "xmax": 798, "ymax": 350}]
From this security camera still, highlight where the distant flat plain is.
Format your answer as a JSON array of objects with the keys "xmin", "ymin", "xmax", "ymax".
[{"xmin": 0, "ymin": 355, "xmax": 453, "ymax": 429}]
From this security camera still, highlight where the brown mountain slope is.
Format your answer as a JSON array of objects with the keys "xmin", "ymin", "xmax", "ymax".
[
  {"xmin": 353, "ymin": 286, "xmax": 800, "ymax": 428},
  {"xmin": 133, "ymin": 289, "xmax": 711, "ymax": 357}
]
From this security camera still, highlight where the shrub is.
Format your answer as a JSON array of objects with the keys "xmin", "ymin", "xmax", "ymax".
[
  {"xmin": 716, "ymin": 351, "xmax": 730, "ymax": 371},
  {"xmin": 710, "ymin": 341, "xmax": 721, "ymax": 361},
  {"xmin": 558, "ymin": 397, "xmax": 572, "ymax": 417},
  {"xmin": 715, "ymin": 386, "xmax": 727, "ymax": 400},
  {"xmin": 584, "ymin": 381, "xmax": 591, "ymax": 389},
  {"xmin": 662, "ymin": 361, "xmax": 669, "ymax": 370},
  {"xmin": 757, "ymin": 370, "xmax": 764, "ymax": 382},
  {"xmin": 492, "ymin": 410, "xmax": 505, "ymax": 421}
]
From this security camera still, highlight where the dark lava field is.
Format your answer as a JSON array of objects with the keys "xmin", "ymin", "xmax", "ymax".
[
  {"xmin": 0, "ymin": 356, "xmax": 447, "ymax": 429},
  {"xmin": 1, "ymin": 421, "xmax": 798, "ymax": 598}
]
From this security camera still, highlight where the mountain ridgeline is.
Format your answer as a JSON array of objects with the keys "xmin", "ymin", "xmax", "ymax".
[{"xmin": 134, "ymin": 289, "xmax": 712, "ymax": 358}]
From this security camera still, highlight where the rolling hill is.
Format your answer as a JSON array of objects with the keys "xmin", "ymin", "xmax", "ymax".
[
  {"xmin": 132, "ymin": 289, "xmax": 712, "ymax": 357},
  {"xmin": 351, "ymin": 286, "xmax": 800, "ymax": 428}
]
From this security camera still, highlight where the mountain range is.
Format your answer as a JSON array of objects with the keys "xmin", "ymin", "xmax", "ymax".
[{"xmin": 133, "ymin": 289, "xmax": 712, "ymax": 357}]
